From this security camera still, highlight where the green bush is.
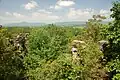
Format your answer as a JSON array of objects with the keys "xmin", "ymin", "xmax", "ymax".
[
  {"xmin": 28, "ymin": 27, "xmax": 69, "ymax": 60},
  {"xmin": 23, "ymin": 26, "xmax": 105, "ymax": 80},
  {"xmin": 0, "ymin": 28, "xmax": 26, "ymax": 80}
]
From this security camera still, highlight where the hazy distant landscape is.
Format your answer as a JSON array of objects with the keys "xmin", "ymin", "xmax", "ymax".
[{"xmin": 3, "ymin": 21, "xmax": 109, "ymax": 27}]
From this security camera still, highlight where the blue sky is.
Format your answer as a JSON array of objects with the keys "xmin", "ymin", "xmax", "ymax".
[{"xmin": 0, "ymin": 0, "xmax": 115, "ymax": 24}]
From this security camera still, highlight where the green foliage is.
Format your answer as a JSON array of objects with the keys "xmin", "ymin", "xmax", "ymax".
[
  {"xmin": 100, "ymin": 1, "xmax": 120, "ymax": 80},
  {"xmin": 23, "ymin": 26, "xmax": 106, "ymax": 80},
  {"xmin": 86, "ymin": 15, "xmax": 106, "ymax": 42},
  {"xmin": 25, "ymin": 38, "xmax": 105, "ymax": 80},
  {"xmin": 100, "ymin": 24, "xmax": 109, "ymax": 39},
  {"xmin": 24, "ymin": 54, "xmax": 86, "ymax": 80},
  {"xmin": 107, "ymin": 1, "xmax": 120, "ymax": 52},
  {"xmin": 100, "ymin": 1, "xmax": 120, "ymax": 60},
  {"xmin": 0, "ymin": 28, "xmax": 29, "ymax": 80},
  {"xmin": 0, "ymin": 24, "xmax": 109, "ymax": 80},
  {"xmin": 2, "ymin": 1, "xmax": 120, "ymax": 80},
  {"xmin": 28, "ymin": 27, "xmax": 69, "ymax": 60},
  {"xmin": 106, "ymin": 59, "xmax": 120, "ymax": 80},
  {"xmin": 24, "ymin": 27, "xmax": 70, "ymax": 79}
]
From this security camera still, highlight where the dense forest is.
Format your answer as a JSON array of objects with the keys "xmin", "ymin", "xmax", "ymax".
[{"xmin": 0, "ymin": 1, "xmax": 120, "ymax": 80}]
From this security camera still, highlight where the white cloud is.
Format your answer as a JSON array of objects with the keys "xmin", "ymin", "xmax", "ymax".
[
  {"xmin": 67, "ymin": 8, "xmax": 95, "ymax": 20},
  {"xmin": 67, "ymin": 8, "xmax": 111, "ymax": 21},
  {"xmin": 31, "ymin": 12, "xmax": 59, "ymax": 20},
  {"xmin": 49, "ymin": 0, "xmax": 75, "ymax": 10},
  {"xmin": 99, "ymin": 9, "xmax": 111, "ymax": 18},
  {"xmin": 57, "ymin": 0, "xmax": 75, "ymax": 7},
  {"xmin": 49, "ymin": 5, "xmax": 62, "ymax": 10},
  {"xmin": 2, "ymin": 8, "xmax": 111, "ymax": 24},
  {"xmin": 13, "ymin": 12, "xmax": 26, "ymax": 18},
  {"xmin": 38, "ymin": 9, "xmax": 52, "ymax": 14},
  {"xmin": 49, "ymin": 6, "xmax": 54, "ymax": 9},
  {"xmin": 5, "ymin": 12, "xmax": 26, "ymax": 18},
  {"xmin": 1, "ymin": 12, "xmax": 27, "ymax": 24},
  {"xmin": 84, "ymin": 8, "xmax": 95, "ymax": 14},
  {"xmin": 2, "ymin": 11, "xmax": 60, "ymax": 24},
  {"xmin": 24, "ymin": 1, "xmax": 38, "ymax": 10},
  {"xmin": 100, "ymin": 9, "xmax": 110, "ymax": 15},
  {"xmin": 55, "ymin": 5, "xmax": 62, "ymax": 9},
  {"xmin": 5, "ymin": 12, "xmax": 12, "ymax": 16},
  {"xmin": 4, "ymin": 11, "xmax": 59, "ymax": 21}
]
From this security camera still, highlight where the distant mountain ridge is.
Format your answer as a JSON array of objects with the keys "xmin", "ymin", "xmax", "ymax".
[
  {"xmin": 3, "ymin": 21, "xmax": 109, "ymax": 27},
  {"xmin": 4, "ymin": 22, "xmax": 46, "ymax": 27},
  {"xmin": 55, "ymin": 21, "xmax": 86, "ymax": 26}
]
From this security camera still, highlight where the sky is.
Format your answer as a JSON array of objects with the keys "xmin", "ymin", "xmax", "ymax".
[{"xmin": 0, "ymin": 0, "xmax": 116, "ymax": 24}]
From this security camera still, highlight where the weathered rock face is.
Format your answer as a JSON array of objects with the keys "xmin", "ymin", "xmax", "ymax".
[
  {"xmin": 71, "ymin": 47, "xmax": 78, "ymax": 60},
  {"xmin": 72, "ymin": 40, "xmax": 86, "ymax": 49},
  {"xmin": 0, "ymin": 25, "xmax": 2, "ymax": 28},
  {"xmin": 98, "ymin": 40, "xmax": 109, "ymax": 64},
  {"xmin": 71, "ymin": 40, "xmax": 86, "ymax": 64},
  {"xmin": 98, "ymin": 40, "xmax": 108, "ymax": 52},
  {"xmin": 72, "ymin": 40, "xmax": 85, "ymax": 44},
  {"xmin": 6, "ymin": 33, "xmax": 28, "ymax": 53},
  {"xmin": 14, "ymin": 33, "xmax": 28, "ymax": 53}
]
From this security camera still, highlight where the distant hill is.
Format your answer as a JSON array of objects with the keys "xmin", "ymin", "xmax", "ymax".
[
  {"xmin": 3, "ymin": 22, "xmax": 46, "ymax": 27},
  {"xmin": 55, "ymin": 21, "xmax": 109, "ymax": 26},
  {"xmin": 55, "ymin": 21, "xmax": 86, "ymax": 26},
  {"xmin": 3, "ymin": 21, "xmax": 110, "ymax": 27}
]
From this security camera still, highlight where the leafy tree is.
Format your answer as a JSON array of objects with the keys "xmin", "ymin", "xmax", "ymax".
[
  {"xmin": 86, "ymin": 15, "xmax": 106, "ymax": 42},
  {"xmin": 102, "ymin": 1, "xmax": 120, "ymax": 80},
  {"xmin": 0, "ymin": 28, "xmax": 28, "ymax": 80},
  {"xmin": 104, "ymin": 1, "xmax": 120, "ymax": 59}
]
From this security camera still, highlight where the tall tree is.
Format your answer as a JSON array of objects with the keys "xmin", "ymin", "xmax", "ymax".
[{"xmin": 107, "ymin": 1, "xmax": 120, "ymax": 54}]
